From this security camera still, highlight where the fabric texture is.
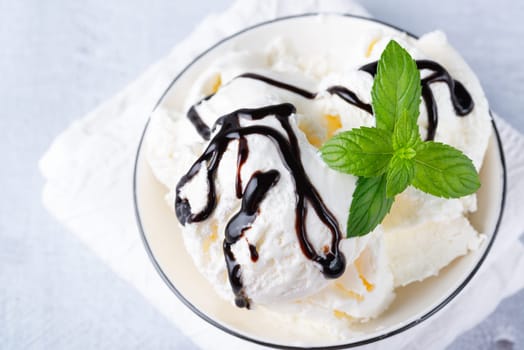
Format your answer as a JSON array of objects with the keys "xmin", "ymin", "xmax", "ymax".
[{"xmin": 40, "ymin": 0, "xmax": 524, "ymax": 348}]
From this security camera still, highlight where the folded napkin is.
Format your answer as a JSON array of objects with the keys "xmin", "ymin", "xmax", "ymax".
[{"xmin": 40, "ymin": 0, "xmax": 524, "ymax": 349}]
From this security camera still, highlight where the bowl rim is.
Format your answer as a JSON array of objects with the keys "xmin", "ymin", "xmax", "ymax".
[{"xmin": 133, "ymin": 12, "xmax": 507, "ymax": 349}]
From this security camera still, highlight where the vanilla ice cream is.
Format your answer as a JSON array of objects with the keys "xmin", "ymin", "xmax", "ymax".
[{"xmin": 145, "ymin": 25, "xmax": 491, "ymax": 337}]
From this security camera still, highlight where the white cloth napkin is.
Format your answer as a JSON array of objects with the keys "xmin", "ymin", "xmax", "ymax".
[{"xmin": 40, "ymin": 0, "xmax": 524, "ymax": 349}]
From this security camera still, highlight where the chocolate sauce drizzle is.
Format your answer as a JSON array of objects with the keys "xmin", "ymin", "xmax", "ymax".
[
  {"xmin": 186, "ymin": 94, "xmax": 214, "ymax": 140},
  {"xmin": 185, "ymin": 73, "xmax": 372, "ymax": 142},
  {"xmin": 225, "ymin": 170, "xmax": 279, "ymax": 308},
  {"xmin": 359, "ymin": 59, "xmax": 474, "ymax": 140},
  {"xmin": 175, "ymin": 103, "xmax": 345, "ymax": 308},
  {"xmin": 186, "ymin": 60, "xmax": 473, "ymax": 142},
  {"xmin": 237, "ymin": 73, "xmax": 373, "ymax": 114},
  {"xmin": 176, "ymin": 58, "xmax": 475, "ymax": 307},
  {"xmin": 248, "ymin": 243, "xmax": 259, "ymax": 263}
]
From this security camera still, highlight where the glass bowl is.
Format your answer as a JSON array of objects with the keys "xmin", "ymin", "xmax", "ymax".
[{"xmin": 133, "ymin": 13, "xmax": 506, "ymax": 349}]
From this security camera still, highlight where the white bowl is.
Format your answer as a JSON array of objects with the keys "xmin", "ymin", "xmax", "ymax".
[{"xmin": 133, "ymin": 14, "xmax": 506, "ymax": 349}]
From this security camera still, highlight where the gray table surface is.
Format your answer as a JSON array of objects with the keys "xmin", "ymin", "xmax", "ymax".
[{"xmin": 1, "ymin": 0, "xmax": 523, "ymax": 349}]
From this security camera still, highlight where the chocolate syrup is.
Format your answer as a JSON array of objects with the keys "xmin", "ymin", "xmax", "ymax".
[
  {"xmin": 175, "ymin": 103, "xmax": 345, "ymax": 308},
  {"xmin": 186, "ymin": 62, "xmax": 472, "ymax": 143},
  {"xmin": 176, "ymin": 59, "xmax": 474, "ymax": 307},
  {"xmin": 186, "ymin": 94, "xmax": 214, "ymax": 140},
  {"xmin": 224, "ymin": 170, "xmax": 279, "ymax": 307},
  {"xmin": 326, "ymin": 86, "xmax": 373, "ymax": 114},
  {"xmin": 185, "ymin": 73, "xmax": 372, "ymax": 141},
  {"xmin": 359, "ymin": 60, "xmax": 474, "ymax": 140},
  {"xmin": 235, "ymin": 138, "xmax": 249, "ymax": 199},
  {"xmin": 248, "ymin": 243, "xmax": 259, "ymax": 263},
  {"xmin": 237, "ymin": 73, "xmax": 373, "ymax": 114}
]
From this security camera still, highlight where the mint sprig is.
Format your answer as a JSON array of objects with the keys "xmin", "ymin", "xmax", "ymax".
[{"xmin": 320, "ymin": 40, "xmax": 480, "ymax": 238}]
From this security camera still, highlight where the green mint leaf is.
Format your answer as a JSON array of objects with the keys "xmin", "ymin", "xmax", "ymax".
[
  {"xmin": 371, "ymin": 40, "xmax": 421, "ymax": 133},
  {"xmin": 347, "ymin": 174, "xmax": 394, "ymax": 237},
  {"xmin": 392, "ymin": 110, "xmax": 421, "ymax": 150},
  {"xmin": 386, "ymin": 154, "xmax": 415, "ymax": 198},
  {"xmin": 320, "ymin": 127, "xmax": 393, "ymax": 177},
  {"xmin": 412, "ymin": 142, "xmax": 480, "ymax": 198},
  {"xmin": 319, "ymin": 39, "xmax": 481, "ymax": 238}
]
